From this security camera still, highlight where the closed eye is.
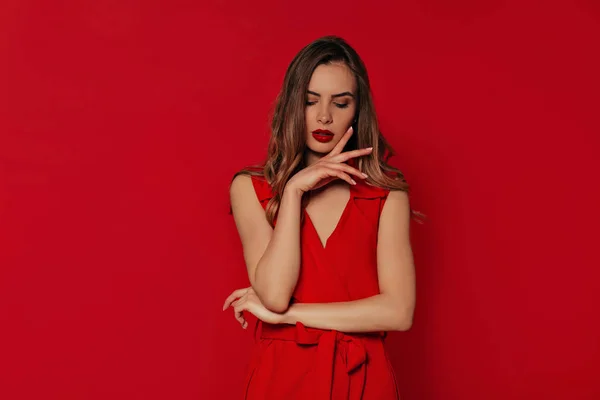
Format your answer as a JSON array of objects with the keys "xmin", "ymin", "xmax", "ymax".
[{"xmin": 306, "ymin": 101, "xmax": 349, "ymax": 108}]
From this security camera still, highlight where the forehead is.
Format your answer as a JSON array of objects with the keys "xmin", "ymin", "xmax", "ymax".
[{"xmin": 308, "ymin": 63, "xmax": 356, "ymax": 93}]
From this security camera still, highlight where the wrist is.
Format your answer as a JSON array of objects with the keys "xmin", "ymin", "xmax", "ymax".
[
  {"xmin": 281, "ymin": 304, "xmax": 298, "ymax": 325},
  {"xmin": 282, "ymin": 183, "xmax": 304, "ymax": 200}
]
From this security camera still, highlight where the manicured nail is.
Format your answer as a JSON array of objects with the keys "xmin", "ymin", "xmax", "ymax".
[
  {"xmin": 351, "ymin": 179, "xmax": 357, "ymax": 185},
  {"xmin": 367, "ymin": 147, "xmax": 373, "ymax": 151},
  {"xmin": 362, "ymin": 173, "xmax": 369, "ymax": 178}
]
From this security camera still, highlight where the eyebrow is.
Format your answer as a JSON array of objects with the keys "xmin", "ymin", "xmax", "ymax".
[{"xmin": 307, "ymin": 90, "xmax": 355, "ymax": 99}]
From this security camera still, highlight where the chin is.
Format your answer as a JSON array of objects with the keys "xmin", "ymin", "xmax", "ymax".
[{"xmin": 307, "ymin": 141, "xmax": 335, "ymax": 154}]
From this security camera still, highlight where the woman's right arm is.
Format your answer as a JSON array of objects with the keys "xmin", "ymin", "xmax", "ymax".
[{"xmin": 229, "ymin": 175, "xmax": 303, "ymax": 313}]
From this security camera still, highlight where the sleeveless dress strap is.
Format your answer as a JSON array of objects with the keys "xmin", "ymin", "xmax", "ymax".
[
  {"xmin": 250, "ymin": 175, "xmax": 275, "ymax": 210},
  {"xmin": 352, "ymin": 180, "xmax": 390, "ymax": 216}
]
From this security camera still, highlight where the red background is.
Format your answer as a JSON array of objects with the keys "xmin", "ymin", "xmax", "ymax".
[{"xmin": 1, "ymin": 1, "xmax": 599, "ymax": 399}]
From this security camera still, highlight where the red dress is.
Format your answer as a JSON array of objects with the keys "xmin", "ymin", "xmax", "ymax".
[{"xmin": 244, "ymin": 175, "xmax": 401, "ymax": 400}]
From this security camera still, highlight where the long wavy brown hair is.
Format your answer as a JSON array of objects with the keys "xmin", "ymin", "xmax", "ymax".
[{"xmin": 231, "ymin": 35, "xmax": 426, "ymax": 226}]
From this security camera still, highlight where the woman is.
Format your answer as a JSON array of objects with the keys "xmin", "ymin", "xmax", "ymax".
[{"xmin": 224, "ymin": 36, "xmax": 421, "ymax": 399}]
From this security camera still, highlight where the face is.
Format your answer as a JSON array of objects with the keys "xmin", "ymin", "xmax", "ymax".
[{"xmin": 305, "ymin": 62, "xmax": 357, "ymax": 155}]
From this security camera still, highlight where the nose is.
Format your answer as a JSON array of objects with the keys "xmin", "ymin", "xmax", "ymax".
[{"xmin": 317, "ymin": 104, "xmax": 332, "ymax": 125}]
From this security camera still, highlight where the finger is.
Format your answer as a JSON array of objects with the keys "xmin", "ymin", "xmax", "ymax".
[
  {"xmin": 327, "ymin": 126, "xmax": 354, "ymax": 157},
  {"xmin": 223, "ymin": 287, "xmax": 249, "ymax": 310},
  {"xmin": 236, "ymin": 312, "xmax": 246, "ymax": 328},
  {"xmin": 309, "ymin": 165, "xmax": 355, "ymax": 190},
  {"xmin": 323, "ymin": 162, "xmax": 368, "ymax": 180},
  {"xmin": 231, "ymin": 292, "xmax": 248, "ymax": 308},
  {"xmin": 329, "ymin": 147, "xmax": 373, "ymax": 164},
  {"xmin": 235, "ymin": 311, "xmax": 246, "ymax": 328},
  {"xmin": 234, "ymin": 304, "xmax": 246, "ymax": 326},
  {"xmin": 320, "ymin": 167, "xmax": 356, "ymax": 186},
  {"xmin": 222, "ymin": 288, "xmax": 249, "ymax": 310},
  {"xmin": 311, "ymin": 176, "xmax": 337, "ymax": 191}
]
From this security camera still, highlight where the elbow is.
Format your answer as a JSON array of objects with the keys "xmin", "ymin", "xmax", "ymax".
[
  {"xmin": 391, "ymin": 305, "xmax": 414, "ymax": 331},
  {"xmin": 263, "ymin": 299, "xmax": 290, "ymax": 314},
  {"xmin": 394, "ymin": 315, "xmax": 413, "ymax": 331},
  {"xmin": 258, "ymin": 292, "xmax": 292, "ymax": 314},
  {"xmin": 253, "ymin": 267, "xmax": 294, "ymax": 314}
]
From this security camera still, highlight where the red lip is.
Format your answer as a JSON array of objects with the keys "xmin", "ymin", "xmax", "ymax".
[{"xmin": 312, "ymin": 129, "xmax": 334, "ymax": 143}]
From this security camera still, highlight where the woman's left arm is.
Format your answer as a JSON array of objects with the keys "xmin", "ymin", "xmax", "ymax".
[
  {"xmin": 282, "ymin": 190, "xmax": 416, "ymax": 332},
  {"xmin": 224, "ymin": 190, "xmax": 416, "ymax": 332}
]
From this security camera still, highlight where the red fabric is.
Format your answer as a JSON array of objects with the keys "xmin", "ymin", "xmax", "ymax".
[{"xmin": 244, "ymin": 175, "xmax": 400, "ymax": 399}]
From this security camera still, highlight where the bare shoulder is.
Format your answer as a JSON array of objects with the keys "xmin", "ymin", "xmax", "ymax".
[
  {"xmin": 381, "ymin": 189, "xmax": 411, "ymax": 223},
  {"xmin": 230, "ymin": 173, "xmax": 252, "ymax": 196},
  {"xmin": 387, "ymin": 189, "xmax": 410, "ymax": 205},
  {"xmin": 229, "ymin": 174, "xmax": 260, "ymax": 208},
  {"xmin": 229, "ymin": 174, "xmax": 268, "ymax": 225}
]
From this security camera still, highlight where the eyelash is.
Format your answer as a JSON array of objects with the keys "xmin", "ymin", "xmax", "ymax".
[{"xmin": 306, "ymin": 101, "xmax": 349, "ymax": 109}]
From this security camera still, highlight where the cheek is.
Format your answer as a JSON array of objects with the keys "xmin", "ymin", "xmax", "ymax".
[
  {"xmin": 305, "ymin": 107, "xmax": 316, "ymax": 123},
  {"xmin": 336, "ymin": 107, "xmax": 356, "ymax": 123}
]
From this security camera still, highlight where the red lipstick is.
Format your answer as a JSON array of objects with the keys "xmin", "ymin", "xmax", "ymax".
[{"xmin": 312, "ymin": 129, "xmax": 334, "ymax": 143}]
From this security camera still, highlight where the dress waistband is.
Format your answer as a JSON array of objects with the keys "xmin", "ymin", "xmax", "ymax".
[
  {"xmin": 260, "ymin": 322, "xmax": 385, "ymax": 400},
  {"xmin": 261, "ymin": 322, "xmax": 385, "ymax": 346}
]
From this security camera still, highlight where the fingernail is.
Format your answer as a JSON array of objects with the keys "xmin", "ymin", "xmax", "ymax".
[
  {"xmin": 367, "ymin": 147, "xmax": 373, "ymax": 151},
  {"xmin": 351, "ymin": 179, "xmax": 357, "ymax": 185},
  {"xmin": 362, "ymin": 173, "xmax": 368, "ymax": 178}
]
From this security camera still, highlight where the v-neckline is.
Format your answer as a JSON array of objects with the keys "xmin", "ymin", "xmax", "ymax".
[{"xmin": 304, "ymin": 187, "xmax": 354, "ymax": 250}]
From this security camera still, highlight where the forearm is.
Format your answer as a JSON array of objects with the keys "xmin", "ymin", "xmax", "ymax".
[
  {"xmin": 254, "ymin": 187, "xmax": 303, "ymax": 312},
  {"xmin": 282, "ymin": 294, "xmax": 413, "ymax": 333}
]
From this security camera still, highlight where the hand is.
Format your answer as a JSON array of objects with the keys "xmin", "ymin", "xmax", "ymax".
[
  {"xmin": 286, "ymin": 126, "xmax": 373, "ymax": 193},
  {"xmin": 222, "ymin": 286, "xmax": 284, "ymax": 328}
]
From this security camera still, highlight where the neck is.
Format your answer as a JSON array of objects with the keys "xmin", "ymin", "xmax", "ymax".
[{"xmin": 304, "ymin": 148, "xmax": 326, "ymax": 167}]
